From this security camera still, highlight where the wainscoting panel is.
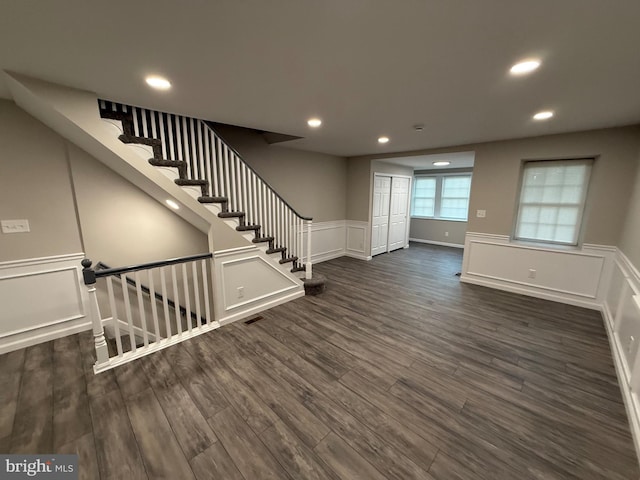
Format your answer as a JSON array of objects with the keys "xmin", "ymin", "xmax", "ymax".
[
  {"xmin": 460, "ymin": 232, "xmax": 616, "ymax": 309},
  {"xmin": 306, "ymin": 221, "xmax": 346, "ymax": 263},
  {"xmin": 212, "ymin": 246, "xmax": 304, "ymax": 325},
  {"xmin": 0, "ymin": 253, "xmax": 89, "ymax": 354},
  {"xmin": 602, "ymin": 250, "xmax": 640, "ymax": 461},
  {"xmin": 345, "ymin": 220, "xmax": 371, "ymax": 260}
]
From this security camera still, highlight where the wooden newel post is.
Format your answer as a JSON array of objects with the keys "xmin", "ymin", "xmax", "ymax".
[
  {"xmin": 305, "ymin": 220, "xmax": 312, "ymax": 280},
  {"xmin": 82, "ymin": 259, "xmax": 109, "ymax": 368}
]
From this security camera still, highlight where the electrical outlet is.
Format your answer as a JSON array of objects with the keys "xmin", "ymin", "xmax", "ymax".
[
  {"xmin": 528, "ymin": 269, "xmax": 536, "ymax": 279},
  {"xmin": 476, "ymin": 210, "xmax": 486, "ymax": 218},
  {"xmin": 444, "ymin": 231, "xmax": 449, "ymax": 237},
  {"xmin": 237, "ymin": 286, "xmax": 244, "ymax": 298},
  {"xmin": 1, "ymin": 219, "xmax": 30, "ymax": 233}
]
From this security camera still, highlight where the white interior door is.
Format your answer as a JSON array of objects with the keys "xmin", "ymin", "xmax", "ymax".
[
  {"xmin": 388, "ymin": 177, "xmax": 410, "ymax": 251},
  {"xmin": 371, "ymin": 175, "xmax": 391, "ymax": 256}
]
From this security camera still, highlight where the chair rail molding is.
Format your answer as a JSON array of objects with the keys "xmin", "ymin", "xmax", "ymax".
[{"xmin": 0, "ymin": 253, "xmax": 90, "ymax": 354}]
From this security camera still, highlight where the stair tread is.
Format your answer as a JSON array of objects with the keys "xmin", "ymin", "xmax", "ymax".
[
  {"xmin": 199, "ymin": 196, "xmax": 228, "ymax": 203},
  {"xmin": 279, "ymin": 256, "xmax": 298, "ymax": 264},
  {"xmin": 149, "ymin": 159, "xmax": 186, "ymax": 167},
  {"xmin": 236, "ymin": 225, "xmax": 260, "ymax": 231},
  {"xmin": 119, "ymin": 134, "xmax": 161, "ymax": 146},
  {"xmin": 253, "ymin": 236, "xmax": 274, "ymax": 243},
  {"xmin": 175, "ymin": 179, "xmax": 208, "ymax": 186},
  {"xmin": 291, "ymin": 265, "xmax": 306, "ymax": 272},
  {"xmin": 266, "ymin": 247, "xmax": 286, "ymax": 254},
  {"xmin": 219, "ymin": 212, "xmax": 245, "ymax": 218}
]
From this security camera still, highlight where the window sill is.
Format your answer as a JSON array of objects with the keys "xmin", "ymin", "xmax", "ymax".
[
  {"xmin": 411, "ymin": 216, "xmax": 468, "ymax": 223},
  {"xmin": 509, "ymin": 238, "xmax": 581, "ymax": 251}
]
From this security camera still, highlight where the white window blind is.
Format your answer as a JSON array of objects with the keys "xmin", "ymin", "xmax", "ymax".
[
  {"xmin": 411, "ymin": 174, "xmax": 472, "ymax": 220},
  {"xmin": 515, "ymin": 159, "xmax": 593, "ymax": 245},
  {"xmin": 412, "ymin": 177, "xmax": 437, "ymax": 217}
]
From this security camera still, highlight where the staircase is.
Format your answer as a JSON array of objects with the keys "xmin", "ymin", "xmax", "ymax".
[{"xmin": 98, "ymin": 99, "xmax": 311, "ymax": 277}]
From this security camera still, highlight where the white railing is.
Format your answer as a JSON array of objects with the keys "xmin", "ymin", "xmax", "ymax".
[
  {"xmin": 82, "ymin": 254, "xmax": 217, "ymax": 373},
  {"xmin": 99, "ymin": 100, "xmax": 312, "ymax": 278}
]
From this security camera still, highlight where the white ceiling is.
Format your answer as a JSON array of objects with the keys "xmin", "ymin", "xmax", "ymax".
[
  {"xmin": 1, "ymin": 1, "xmax": 639, "ymax": 157},
  {"xmin": 381, "ymin": 152, "xmax": 475, "ymax": 170}
]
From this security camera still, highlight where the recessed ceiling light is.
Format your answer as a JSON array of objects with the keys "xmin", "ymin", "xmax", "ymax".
[
  {"xmin": 166, "ymin": 199, "xmax": 179, "ymax": 210},
  {"xmin": 433, "ymin": 161, "xmax": 451, "ymax": 166},
  {"xmin": 378, "ymin": 136, "xmax": 390, "ymax": 144},
  {"xmin": 145, "ymin": 76, "xmax": 172, "ymax": 90},
  {"xmin": 510, "ymin": 60, "xmax": 541, "ymax": 75},
  {"xmin": 533, "ymin": 110, "xmax": 554, "ymax": 120},
  {"xmin": 307, "ymin": 118, "xmax": 322, "ymax": 128}
]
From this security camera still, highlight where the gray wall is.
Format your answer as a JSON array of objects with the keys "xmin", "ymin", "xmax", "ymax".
[
  {"xmin": 619, "ymin": 143, "xmax": 640, "ymax": 267},
  {"xmin": 410, "ymin": 219, "xmax": 467, "ymax": 246},
  {"xmin": 0, "ymin": 100, "xmax": 83, "ymax": 261},
  {"xmin": 0, "ymin": 100, "xmax": 208, "ymax": 265},
  {"xmin": 350, "ymin": 125, "xmax": 640, "ymax": 247},
  {"xmin": 214, "ymin": 125, "xmax": 348, "ymax": 223},
  {"xmin": 68, "ymin": 143, "xmax": 208, "ymax": 266}
]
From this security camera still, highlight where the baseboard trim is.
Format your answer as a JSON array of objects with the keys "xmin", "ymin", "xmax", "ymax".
[
  {"xmin": 344, "ymin": 252, "xmax": 372, "ymax": 261},
  {"xmin": 460, "ymin": 274, "xmax": 601, "ymax": 311},
  {"xmin": 409, "ymin": 238, "xmax": 464, "ymax": 249},
  {"xmin": 0, "ymin": 319, "xmax": 91, "ymax": 355}
]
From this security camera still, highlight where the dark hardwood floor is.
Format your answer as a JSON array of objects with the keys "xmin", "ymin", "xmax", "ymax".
[{"xmin": 2, "ymin": 243, "xmax": 638, "ymax": 479}]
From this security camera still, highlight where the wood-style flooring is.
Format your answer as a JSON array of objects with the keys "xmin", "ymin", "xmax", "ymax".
[{"xmin": 2, "ymin": 243, "xmax": 638, "ymax": 479}]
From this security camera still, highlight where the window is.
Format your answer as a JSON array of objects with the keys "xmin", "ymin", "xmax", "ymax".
[
  {"xmin": 515, "ymin": 159, "xmax": 593, "ymax": 245},
  {"xmin": 411, "ymin": 174, "xmax": 472, "ymax": 220}
]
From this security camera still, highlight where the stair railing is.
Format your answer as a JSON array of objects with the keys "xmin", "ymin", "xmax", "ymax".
[
  {"xmin": 82, "ymin": 253, "xmax": 214, "ymax": 373},
  {"xmin": 99, "ymin": 100, "xmax": 313, "ymax": 278}
]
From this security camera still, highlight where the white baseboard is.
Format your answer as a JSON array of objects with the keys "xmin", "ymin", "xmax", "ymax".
[
  {"xmin": 409, "ymin": 238, "xmax": 464, "ymax": 249},
  {"xmin": 344, "ymin": 252, "xmax": 372, "ymax": 261},
  {"xmin": 460, "ymin": 274, "xmax": 601, "ymax": 310}
]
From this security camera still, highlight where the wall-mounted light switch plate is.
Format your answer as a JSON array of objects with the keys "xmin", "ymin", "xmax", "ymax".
[
  {"xmin": 476, "ymin": 210, "xmax": 486, "ymax": 218},
  {"xmin": 1, "ymin": 219, "xmax": 30, "ymax": 233}
]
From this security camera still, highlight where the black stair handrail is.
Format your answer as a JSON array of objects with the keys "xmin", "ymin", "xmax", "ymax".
[{"xmin": 88, "ymin": 253, "xmax": 212, "ymax": 325}]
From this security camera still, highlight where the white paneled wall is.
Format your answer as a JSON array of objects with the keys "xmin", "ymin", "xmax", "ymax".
[
  {"xmin": 460, "ymin": 232, "xmax": 616, "ymax": 309},
  {"xmin": 302, "ymin": 220, "xmax": 372, "ymax": 264},
  {"xmin": 0, "ymin": 253, "xmax": 89, "ymax": 354},
  {"xmin": 603, "ymin": 251, "xmax": 640, "ymax": 458}
]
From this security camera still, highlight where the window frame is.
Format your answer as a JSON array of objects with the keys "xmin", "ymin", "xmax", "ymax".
[
  {"xmin": 513, "ymin": 158, "xmax": 594, "ymax": 247},
  {"xmin": 411, "ymin": 172, "xmax": 472, "ymax": 221}
]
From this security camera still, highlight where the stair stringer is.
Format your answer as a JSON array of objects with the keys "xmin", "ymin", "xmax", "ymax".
[{"xmin": 5, "ymin": 72, "xmax": 305, "ymax": 323}]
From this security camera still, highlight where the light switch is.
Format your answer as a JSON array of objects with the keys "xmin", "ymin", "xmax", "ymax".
[
  {"xmin": 1, "ymin": 219, "xmax": 30, "ymax": 233},
  {"xmin": 476, "ymin": 210, "xmax": 486, "ymax": 218}
]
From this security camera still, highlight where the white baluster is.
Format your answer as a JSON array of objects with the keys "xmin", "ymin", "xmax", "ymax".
[
  {"xmin": 242, "ymin": 163, "xmax": 249, "ymax": 224},
  {"xmin": 160, "ymin": 266, "xmax": 172, "ymax": 338},
  {"xmin": 182, "ymin": 263, "xmax": 192, "ymax": 334},
  {"xmin": 106, "ymin": 276, "xmax": 123, "ymax": 357},
  {"xmin": 224, "ymin": 147, "xmax": 232, "ymax": 210},
  {"xmin": 171, "ymin": 265, "xmax": 182, "ymax": 335},
  {"xmin": 148, "ymin": 269, "xmax": 161, "ymax": 343},
  {"xmin": 134, "ymin": 271, "xmax": 149, "ymax": 347},
  {"xmin": 192, "ymin": 262, "xmax": 202, "ymax": 329},
  {"xmin": 121, "ymin": 274, "xmax": 137, "ymax": 352},
  {"xmin": 201, "ymin": 259, "xmax": 212, "ymax": 325}
]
